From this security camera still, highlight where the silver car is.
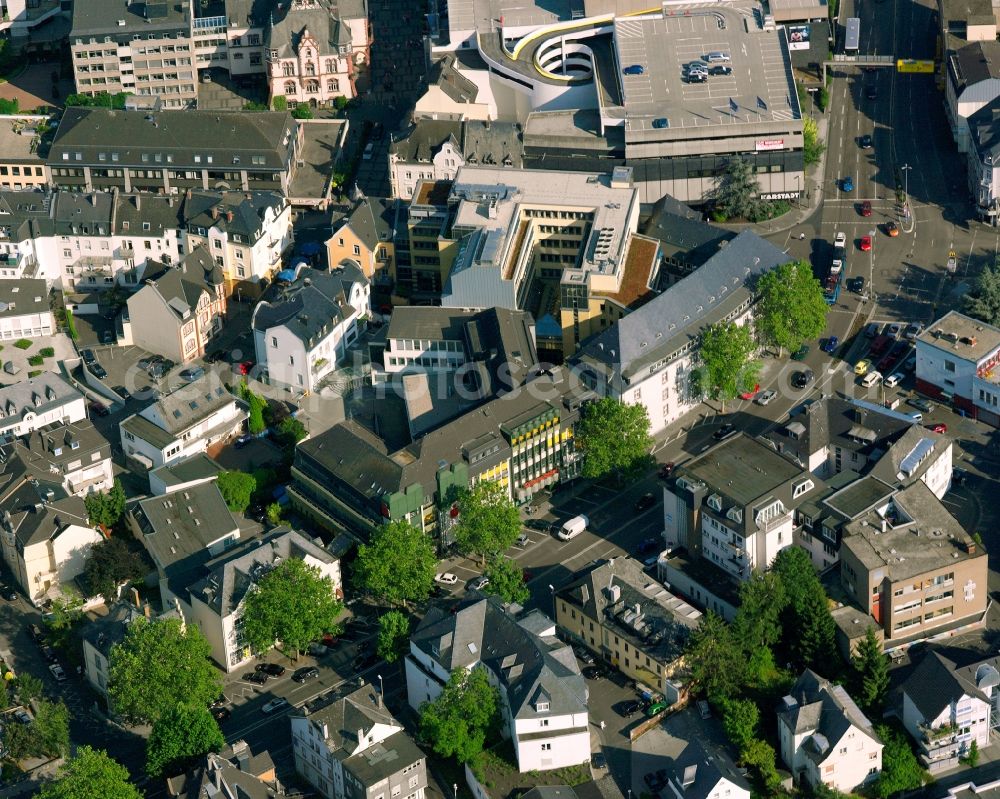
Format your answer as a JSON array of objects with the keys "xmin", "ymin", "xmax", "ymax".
[{"xmin": 755, "ymin": 389, "xmax": 777, "ymax": 406}]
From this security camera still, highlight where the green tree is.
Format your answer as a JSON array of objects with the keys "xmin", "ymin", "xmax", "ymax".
[
  {"xmin": 719, "ymin": 697, "xmax": 759, "ymax": 752},
  {"xmin": 697, "ymin": 321, "xmax": 760, "ymax": 412},
  {"xmin": 64, "ymin": 91, "xmax": 128, "ymax": 108},
  {"xmin": 36, "ymin": 746, "xmax": 141, "ymax": 799},
  {"xmin": 739, "ymin": 738, "xmax": 781, "ymax": 794},
  {"xmin": 874, "ymin": 724, "xmax": 926, "ymax": 798},
  {"xmin": 265, "ymin": 502, "xmax": 283, "ymax": 526},
  {"xmin": 354, "ymin": 519, "xmax": 437, "ymax": 605},
  {"xmin": 419, "ymin": 667, "xmax": 500, "ymax": 764},
  {"xmin": 575, "ymin": 397, "xmax": 653, "ymax": 481},
  {"xmin": 333, "ymin": 95, "xmax": 349, "ymax": 112},
  {"xmin": 82, "ymin": 536, "xmax": 148, "ymax": 600},
  {"xmin": 755, "ymin": 260, "xmax": 828, "ymax": 356},
  {"xmin": 853, "ymin": 626, "xmax": 889, "ymax": 714},
  {"xmin": 17, "ymin": 672, "xmax": 44, "ymax": 704},
  {"xmin": 684, "ymin": 612, "xmax": 746, "ymax": 701},
  {"xmin": 452, "ymin": 481, "xmax": 521, "ymax": 566},
  {"xmin": 239, "ymin": 382, "xmax": 267, "ymax": 434},
  {"xmin": 272, "ymin": 95, "xmax": 288, "ymax": 111},
  {"xmin": 34, "ymin": 699, "xmax": 71, "ymax": 757},
  {"xmin": 4, "ymin": 720, "xmax": 44, "ymax": 760},
  {"xmin": 292, "ymin": 104, "xmax": 314, "ymax": 119},
  {"xmin": 963, "ymin": 739, "xmax": 980, "ymax": 767},
  {"xmin": 241, "ymin": 557, "xmax": 343, "ymax": 657},
  {"xmin": 65, "ymin": 308, "xmax": 78, "ymax": 340},
  {"xmin": 0, "ymin": 98, "xmax": 19, "ymax": 114},
  {"xmin": 964, "ymin": 255, "xmax": 1000, "ymax": 325},
  {"xmin": 377, "ymin": 610, "xmax": 410, "ymax": 663},
  {"xmin": 731, "ymin": 571, "xmax": 785, "ymax": 653},
  {"xmin": 817, "ymin": 86, "xmax": 829, "ymax": 111},
  {"xmin": 714, "ymin": 156, "xmax": 762, "ymax": 222},
  {"xmin": 802, "ymin": 115, "xmax": 825, "ymax": 168},
  {"xmin": 243, "ymin": 101, "xmax": 269, "ymax": 110},
  {"xmin": 146, "ymin": 703, "xmax": 225, "ymax": 778},
  {"xmin": 216, "ymin": 470, "xmax": 256, "ymax": 512},
  {"xmin": 83, "ymin": 479, "xmax": 127, "ymax": 528},
  {"xmin": 108, "ymin": 617, "xmax": 222, "ymax": 725},
  {"xmin": 482, "ymin": 557, "xmax": 530, "ymax": 605},
  {"xmin": 274, "ymin": 416, "xmax": 307, "ymax": 449},
  {"xmin": 795, "ymin": 589, "xmax": 839, "ymax": 672}
]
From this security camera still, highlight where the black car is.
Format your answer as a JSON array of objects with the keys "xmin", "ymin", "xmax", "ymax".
[
  {"xmin": 866, "ymin": 85, "xmax": 877, "ymax": 100},
  {"xmin": 634, "ymin": 493, "xmax": 656, "ymax": 512},
  {"xmin": 591, "ymin": 752, "xmax": 608, "ymax": 769},
  {"xmin": 89, "ymin": 401, "xmax": 110, "ymax": 418},
  {"xmin": 244, "ymin": 670, "xmax": 269, "ymax": 685},
  {"xmin": 621, "ymin": 699, "xmax": 644, "ymax": 716},
  {"xmin": 204, "ymin": 350, "xmax": 226, "ymax": 364},
  {"xmin": 792, "ymin": 370, "xmax": 814, "ymax": 389},
  {"xmin": 713, "ymin": 423, "xmax": 735, "ymax": 440},
  {"xmin": 89, "ymin": 363, "xmax": 108, "ymax": 380},
  {"xmin": 292, "ymin": 666, "xmax": 321, "ymax": 683},
  {"xmin": 256, "ymin": 663, "xmax": 286, "ymax": 677},
  {"xmin": 113, "ymin": 386, "xmax": 131, "ymax": 400},
  {"xmin": 573, "ymin": 647, "xmax": 595, "ymax": 665},
  {"xmin": 40, "ymin": 645, "xmax": 58, "ymax": 663},
  {"xmin": 352, "ymin": 652, "xmax": 379, "ymax": 672},
  {"xmin": 524, "ymin": 519, "xmax": 550, "ymax": 532},
  {"xmin": 907, "ymin": 397, "xmax": 934, "ymax": 413},
  {"xmin": 28, "ymin": 623, "xmax": 45, "ymax": 643},
  {"xmin": 582, "ymin": 665, "xmax": 606, "ymax": 680},
  {"xmin": 211, "ymin": 706, "xmax": 231, "ymax": 723},
  {"xmin": 637, "ymin": 537, "xmax": 659, "ymax": 556},
  {"xmin": 137, "ymin": 355, "xmax": 161, "ymax": 370},
  {"xmin": 847, "ymin": 276, "xmax": 866, "ymax": 294},
  {"xmin": 80, "ymin": 349, "xmax": 96, "ymax": 365},
  {"xmin": 686, "ymin": 72, "xmax": 707, "ymax": 83},
  {"xmin": 859, "ymin": 134, "xmax": 873, "ymax": 148},
  {"xmin": 708, "ymin": 65, "xmax": 732, "ymax": 75}
]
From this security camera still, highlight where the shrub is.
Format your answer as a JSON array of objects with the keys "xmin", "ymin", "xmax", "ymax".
[
  {"xmin": 292, "ymin": 105, "xmax": 314, "ymax": 120},
  {"xmin": 0, "ymin": 98, "xmax": 18, "ymax": 115},
  {"xmin": 28, "ymin": 370, "xmax": 41, "ymax": 377},
  {"xmin": 27, "ymin": 355, "xmax": 43, "ymax": 366},
  {"xmin": 65, "ymin": 309, "xmax": 78, "ymax": 340},
  {"xmin": 39, "ymin": 347, "xmax": 54, "ymax": 358},
  {"xmin": 13, "ymin": 339, "xmax": 32, "ymax": 350},
  {"xmin": 272, "ymin": 95, "xmax": 288, "ymax": 111}
]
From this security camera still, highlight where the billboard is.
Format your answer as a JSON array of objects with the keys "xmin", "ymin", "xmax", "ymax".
[
  {"xmin": 897, "ymin": 59, "xmax": 935, "ymax": 73},
  {"xmin": 755, "ymin": 139, "xmax": 785, "ymax": 151},
  {"xmin": 787, "ymin": 25, "xmax": 811, "ymax": 51}
]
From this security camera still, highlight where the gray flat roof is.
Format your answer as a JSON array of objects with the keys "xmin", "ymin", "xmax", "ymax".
[
  {"xmin": 681, "ymin": 434, "xmax": 801, "ymax": 506},
  {"xmin": 918, "ymin": 310, "xmax": 1000, "ymax": 364},
  {"xmin": 613, "ymin": 10, "xmax": 799, "ymax": 132}
]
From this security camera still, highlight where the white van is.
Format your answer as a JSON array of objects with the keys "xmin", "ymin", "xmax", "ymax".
[
  {"xmin": 861, "ymin": 370, "xmax": 882, "ymax": 388},
  {"xmin": 558, "ymin": 514, "xmax": 589, "ymax": 541}
]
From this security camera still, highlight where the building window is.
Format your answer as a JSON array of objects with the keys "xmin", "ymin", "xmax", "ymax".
[
  {"xmin": 284, "ymin": 80, "xmax": 296, "ymax": 94},
  {"xmin": 944, "ymin": 360, "xmax": 956, "ymax": 372},
  {"xmin": 541, "ymin": 744, "xmax": 551, "ymax": 751}
]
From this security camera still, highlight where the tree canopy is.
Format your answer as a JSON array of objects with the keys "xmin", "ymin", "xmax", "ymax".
[
  {"xmin": 146, "ymin": 703, "xmax": 225, "ymax": 778},
  {"xmin": 216, "ymin": 471, "xmax": 256, "ymax": 512},
  {"xmin": 964, "ymin": 255, "xmax": 1000, "ymax": 326},
  {"xmin": 575, "ymin": 397, "xmax": 653, "ymax": 481},
  {"xmin": 37, "ymin": 746, "xmax": 141, "ymax": 799},
  {"xmin": 274, "ymin": 416, "xmax": 308, "ymax": 449},
  {"xmin": 240, "ymin": 557, "xmax": 343, "ymax": 656},
  {"xmin": 874, "ymin": 724, "xmax": 926, "ymax": 798},
  {"xmin": 354, "ymin": 520, "xmax": 437, "ymax": 605},
  {"xmin": 714, "ymin": 157, "xmax": 762, "ymax": 222},
  {"xmin": 376, "ymin": 610, "xmax": 411, "ymax": 663},
  {"xmin": 755, "ymin": 260, "xmax": 829, "ymax": 355},
  {"xmin": 771, "ymin": 547, "xmax": 838, "ymax": 671},
  {"xmin": 108, "ymin": 617, "xmax": 222, "ymax": 725},
  {"xmin": 482, "ymin": 557, "xmax": 529, "ymax": 605},
  {"xmin": 452, "ymin": 481, "xmax": 521, "ymax": 566},
  {"xmin": 419, "ymin": 667, "xmax": 500, "ymax": 764},
  {"xmin": 853, "ymin": 625, "xmax": 889, "ymax": 714},
  {"xmin": 84, "ymin": 479, "xmax": 127, "ymax": 528},
  {"xmin": 684, "ymin": 611, "xmax": 747, "ymax": 701},
  {"xmin": 802, "ymin": 115, "xmax": 825, "ymax": 168},
  {"xmin": 82, "ymin": 536, "xmax": 148, "ymax": 601},
  {"xmin": 696, "ymin": 321, "xmax": 761, "ymax": 411}
]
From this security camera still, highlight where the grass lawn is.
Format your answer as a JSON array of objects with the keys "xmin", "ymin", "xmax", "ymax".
[{"xmin": 13, "ymin": 339, "xmax": 32, "ymax": 350}]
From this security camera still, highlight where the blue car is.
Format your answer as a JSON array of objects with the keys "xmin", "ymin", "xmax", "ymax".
[
  {"xmin": 622, "ymin": 64, "xmax": 645, "ymax": 75},
  {"xmin": 842, "ymin": 176, "xmax": 854, "ymax": 192},
  {"xmin": 652, "ymin": 117, "xmax": 668, "ymax": 129},
  {"xmin": 821, "ymin": 336, "xmax": 839, "ymax": 353}
]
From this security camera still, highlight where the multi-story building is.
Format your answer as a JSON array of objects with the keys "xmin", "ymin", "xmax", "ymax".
[
  {"xmin": 181, "ymin": 190, "xmax": 292, "ymax": 297},
  {"xmin": 69, "ymin": 0, "xmax": 198, "ymax": 108},
  {"xmin": 915, "ymin": 310, "xmax": 1000, "ymax": 425},
  {"xmin": 778, "ymin": 670, "xmax": 883, "ymax": 792},
  {"xmin": 291, "ymin": 683, "xmax": 427, "ymax": 799},
  {"xmin": 388, "ymin": 119, "xmax": 523, "ymax": 201},
  {"xmin": 900, "ymin": 650, "xmax": 1000, "ymax": 772},
  {"xmin": 168, "ymin": 741, "xmax": 285, "ymax": 797},
  {"xmin": 184, "ymin": 527, "xmax": 341, "ymax": 670},
  {"xmin": 0, "ymin": 450, "xmax": 103, "ymax": 605},
  {"xmin": 126, "ymin": 246, "xmax": 227, "ymax": 363},
  {"xmin": 839, "ymin": 481, "xmax": 988, "ymax": 644},
  {"xmin": 574, "ymin": 231, "xmax": 790, "ymax": 435},
  {"xmin": 47, "ymin": 108, "xmax": 302, "ymax": 196},
  {"xmin": 555, "ymin": 556, "xmax": 701, "ymax": 695},
  {"xmin": 119, "ymin": 374, "xmax": 247, "ymax": 469},
  {"xmin": 0, "ymin": 279, "xmax": 53, "ymax": 340},
  {"xmin": 0, "ymin": 119, "xmax": 49, "ymax": 192},
  {"xmin": 0, "ymin": 373, "xmax": 87, "ymax": 441},
  {"xmin": 251, "ymin": 264, "xmax": 369, "ymax": 394},
  {"xmin": 265, "ymin": 0, "xmax": 370, "ymax": 109},
  {"xmin": 405, "ymin": 596, "xmax": 590, "ymax": 773},
  {"xmin": 662, "ymin": 434, "xmax": 826, "ymax": 580},
  {"xmin": 664, "ymin": 739, "xmax": 751, "ymax": 799},
  {"xmin": 15, "ymin": 419, "xmax": 113, "ymax": 497},
  {"xmin": 0, "ymin": 0, "xmax": 62, "ymax": 42},
  {"xmin": 147, "ymin": 452, "xmax": 222, "ymax": 496},
  {"xmin": 290, "ymin": 366, "xmax": 587, "ymax": 539},
  {"xmin": 326, "ymin": 198, "xmax": 400, "ymax": 287}
]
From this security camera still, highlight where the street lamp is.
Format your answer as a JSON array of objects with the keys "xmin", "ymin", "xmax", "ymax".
[{"xmin": 901, "ymin": 163, "xmax": 913, "ymax": 218}]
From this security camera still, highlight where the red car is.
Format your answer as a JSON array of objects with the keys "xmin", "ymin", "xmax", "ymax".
[
  {"xmin": 929, "ymin": 423, "xmax": 947, "ymax": 434},
  {"xmin": 859, "ymin": 235, "xmax": 872, "ymax": 252},
  {"xmin": 739, "ymin": 383, "xmax": 760, "ymax": 400},
  {"xmin": 860, "ymin": 200, "xmax": 872, "ymax": 217},
  {"xmin": 239, "ymin": 360, "xmax": 255, "ymax": 376}
]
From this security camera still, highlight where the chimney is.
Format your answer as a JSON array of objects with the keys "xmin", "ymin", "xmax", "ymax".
[
  {"xmin": 226, "ymin": 210, "xmax": 234, "ymax": 223},
  {"xmin": 212, "ymin": 206, "xmax": 220, "ymax": 220},
  {"xmin": 135, "ymin": 194, "xmax": 141, "ymax": 210},
  {"xmin": 245, "ymin": 192, "xmax": 252, "ymax": 200},
  {"xmin": 130, "ymin": 586, "xmax": 141, "ymax": 607},
  {"xmin": 89, "ymin": 193, "xmax": 97, "ymax": 207},
  {"xmin": 185, "ymin": 189, "xmax": 192, "ymax": 200},
  {"xmin": 143, "ymin": 603, "xmax": 151, "ymax": 618}
]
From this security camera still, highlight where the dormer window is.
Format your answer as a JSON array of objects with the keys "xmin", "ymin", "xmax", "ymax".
[
  {"xmin": 792, "ymin": 478, "xmax": 815, "ymax": 498},
  {"xmin": 70, "ymin": 441, "xmax": 80, "ymax": 450},
  {"xmin": 706, "ymin": 494, "xmax": 723, "ymax": 512},
  {"xmin": 535, "ymin": 701, "xmax": 549, "ymax": 712},
  {"xmin": 53, "ymin": 447, "xmax": 62, "ymax": 456}
]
